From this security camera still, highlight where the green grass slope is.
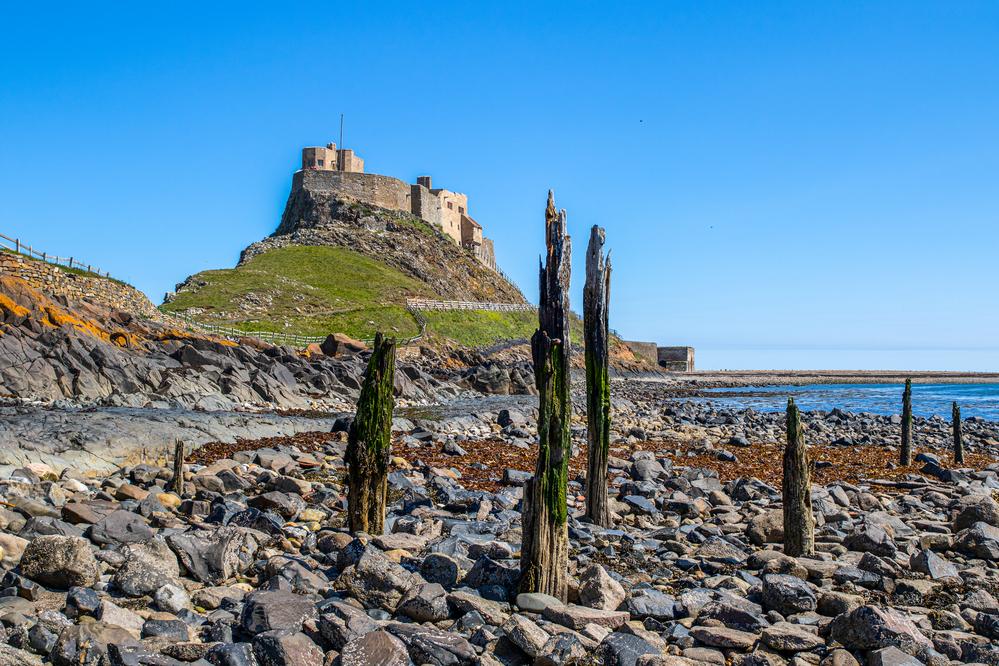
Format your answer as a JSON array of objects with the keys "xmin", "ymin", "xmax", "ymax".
[{"xmin": 162, "ymin": 245, "xmax": 433, "ymax": 339}]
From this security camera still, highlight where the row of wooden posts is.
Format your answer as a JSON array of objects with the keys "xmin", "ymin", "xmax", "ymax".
[
  {"xmin": 168, "ymin": 194, "xmax": 973, "ymax": 601},
  {"xmin": 345, "ymin": 191, "xmax": 605, "ymax": 602},
  {"xmin": 782, "ymin": 378, "xmax": 967, "ymax": 557}
]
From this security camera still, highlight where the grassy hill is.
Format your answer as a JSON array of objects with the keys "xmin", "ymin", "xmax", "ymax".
[
  {"xmin": 162, "ymin": 245, "xmax": 432, "ymax": 339},
  {"xmin": 163, "ymin": 179, "xmax": 543, "ymax": 348}
]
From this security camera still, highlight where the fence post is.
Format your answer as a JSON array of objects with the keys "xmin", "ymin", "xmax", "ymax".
[
  {"xmin": 68, "ymin": 257, "xmax": 73, "ymax": 269},
  {"xmin": 15, "ymin": 239, "xmax": 19, "ymax": 253}
]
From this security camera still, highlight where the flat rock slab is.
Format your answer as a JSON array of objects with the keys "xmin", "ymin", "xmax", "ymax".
[
  {"xmin": 542, "ymin": 603, "xmax": 629, "ymax": 631},
  {"xmin": 689, "ymin": 626, "xmax": 758, "ymax": 650}
]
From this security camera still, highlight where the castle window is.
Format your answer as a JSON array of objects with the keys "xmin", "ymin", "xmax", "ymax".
[
  {"xmin": 318, "ymin": 159, "xmax": 324, "ymax": 167},
  {"xmin": 459, "ymin": 206, "xmax": 465, "ymax": 214},
  {"xmin": 447, "ymin": 202, "xmax": 453, "ymax": 210}
]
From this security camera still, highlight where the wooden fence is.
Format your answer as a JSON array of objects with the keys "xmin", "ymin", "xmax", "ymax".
[
  {"xmin": 406, "ymin": 298, "xmax": 535, "ymax": 313},
  {"xmin": 0, "ymin": 232, "xmax": 112, "ymax": 278}
]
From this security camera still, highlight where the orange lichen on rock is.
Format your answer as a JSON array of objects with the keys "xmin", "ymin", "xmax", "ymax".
[
  {"xmin": 41, "ymin": 305, "xmax": 113, "ymax": 341},
  {"xmin": 0, "ymin": 293, "xmax": 30, "ymax": 318}
]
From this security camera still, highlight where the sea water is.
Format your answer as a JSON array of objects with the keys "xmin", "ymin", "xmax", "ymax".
[{"xmin": 696, "ymin": 383, "xmax": 999, "ymax": 421}]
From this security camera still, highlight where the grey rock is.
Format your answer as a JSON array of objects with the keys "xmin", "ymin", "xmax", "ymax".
[
  {"xmin": 340, "ymin": 630, "xmax": 409, "ymax": 666},
  {"xmin": 386, "ymin": 622, "xmax": 478, "ymax": 665},
  {"xmin": 112, "ymin": 539, "xmax": 181, "ymax": 597},
  {"xmin": 759, "ymin": 622, "xmax": 823, "ymax": 652},
  {"xmin": 240, "ymin": 590, "xmax": 318, "ymax": 634},
  {"xmin": 578, "ymin": 563, "xmax": 626, "ymax": 611},
  {"xmin": 828, "ymin": 605, "xmax": 932, "ymax": 656},
  {"xmin": 252, "ymin": 630, "xmax": 323, "ymax": 666},
  {"xmin": 397, "ymin": 583, "xmax": 450, "ymax": 623},
  {"xmin": 761, "ymin": 574, "xmax": 817, "ymax": 615},
  {"xmin": 19, "ymin": 535, "xmax": 99, "ymax": 589},
  {"xmin": 167, "ymin": 526, "xmax": 262, "ymax": 585},
  {"xmin": 502, "ymin": 614, "xmax": 549, "ymax": 658},
  {"xmin": 599, "ymin": 631, "xmax": 662, "ymax": 666}
]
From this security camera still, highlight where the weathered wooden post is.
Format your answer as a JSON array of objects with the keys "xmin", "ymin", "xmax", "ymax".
[
  {"xmin": 346, "ymin": 332, "xmax": 396, "ymax": 535},
  {"xmin": 900, "ymin": 378, "xmax": 913, "ymax": 466},
  {"xmin": 583, "ymin": 225, "xmax": 612, "ymax": 528},
  {"xmin": 952, "ymin": 401, "xmax": 964, "ymax": 465},
  {"xmin": 783, "ymin": 398, "xmax": 815, "ymax": 557},
  {"xmin": 172, "ymin": 440, "xmax": 185, "ymax": 496},
  {"xmin": 520, "ymin": 191, "xmax": 572, "ymax": 601}
]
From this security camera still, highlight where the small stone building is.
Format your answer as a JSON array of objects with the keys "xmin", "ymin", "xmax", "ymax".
[{"xmin": 658, "ymin": 346, "xmax": 695, "ymax": 372}]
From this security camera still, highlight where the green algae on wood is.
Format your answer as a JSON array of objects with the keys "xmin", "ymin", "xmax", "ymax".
[
  {"xmin": 520, "ymin": 191, "xmax": 572, "ymax": 601},
  {"xmin": 346, "ymin": 332, "xmax": 397, "ymax": 535}
]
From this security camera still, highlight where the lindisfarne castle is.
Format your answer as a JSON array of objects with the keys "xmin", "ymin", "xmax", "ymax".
[{"xmin": 295, "ymin": 142, "xmax": 497, "ymax": 271}]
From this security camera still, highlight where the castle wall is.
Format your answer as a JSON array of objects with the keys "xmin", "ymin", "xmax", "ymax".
[
  {"xmin": 295, "ymin": 170, "xmax": 412, "ymax": 213},
  {"xmin": 410, "ymin": 184, "xmax": 443, "ymax": 230},
  {"xmin": 337, "ymin": 149, "xmax": 364, "ymax": 173},
  {"xmin": 460, "ymin": 215, "xmax": 483, "ymax": 247},
  {"xmin": 477, "ymin": 238, "xmax": 497, "ymax": 272},
  {"xmin": 435, "ymin": 190, "xmax": 467, "ymax": 245},
  {"xmin": 0, "ymin": 252, "xmax": 157, "ymax": 316}
]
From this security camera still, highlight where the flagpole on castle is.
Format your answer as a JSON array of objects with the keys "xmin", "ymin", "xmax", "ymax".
[{"xmin": 339, "ymin": 113, "xmax": 344, "ymax": 148}]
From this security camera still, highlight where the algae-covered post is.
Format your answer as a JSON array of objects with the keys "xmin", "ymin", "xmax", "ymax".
[
  {"xmin": 900, "ymin": 378, "xmax": 913, "ymax": 466},
  {"xmin": 520, "ymin": 191, "xmax": 571, "ymax": 601},
  {"xmin": 346, "ymin": 332, "xmax": 396, "ymax": 535},
  {"xmin": 953, "ymin": 401, "xmax": 964, "ymax": 465},
  {"xmin": 783, "ymin": 397, "xmax": 815, "ymax": 557},
  {"xmin": 583, "ymin": 225, "xmax": 612, "ymax": 528}
]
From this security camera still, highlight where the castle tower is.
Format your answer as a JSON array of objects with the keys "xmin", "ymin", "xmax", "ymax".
[{"xmin": 302, "ymin": 143, "xmax": 338, "ymax": 171}]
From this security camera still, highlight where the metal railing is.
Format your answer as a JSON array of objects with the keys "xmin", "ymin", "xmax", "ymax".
[
  {"xmin": 0, "ymin": 233, "xmax": 112, "ymax": 278},
  {"xmin": 406, "ymin": 298, "xmax": 535, "ymax": 312}
]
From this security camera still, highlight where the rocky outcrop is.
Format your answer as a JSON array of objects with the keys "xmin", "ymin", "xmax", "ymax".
[
  {"xmin": 242, "ymin": 193, "xmax": 524, "ymax": 303},
  {"xmin": 0, "ymin": 277, "xmax": 462, "ymax": 412}
]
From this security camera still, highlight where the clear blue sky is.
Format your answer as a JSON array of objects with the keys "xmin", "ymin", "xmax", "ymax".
[{"xmin": 3, "ymin": 2, "xmax": 998, "ymax": 370}]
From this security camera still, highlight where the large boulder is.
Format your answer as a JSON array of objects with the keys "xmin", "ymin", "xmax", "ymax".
[
  {"xmin": 578, "ymin": 563, "xmax": 627, "ymax": 611},
  {"xmin": 50, "ymin": 622, "xmax": 141, "ymax": 666},
  {"xmin": 167, "ymin": 526, "xmax": 262, "ymax": 585},
  {"xmin": 761, "ymin": 574, "xmax": 816, "ymax": 615},
  {"xmin": 747, "ymin": 510, "xmax": 784, "ymax": 546},
  {"xmin": 19, "ymin": 535, "xmax": 99, "ymax": 589},
  {"xmin": 953, "ymin": 495, "xmax": 999, "ymax": 531},
  {"xmin": 336, "ymin": 546, "xmax": 420, "ymax": 612},
  {"xmin": 252, "ymin": 630, "xmax": 324, "ymax": 666},
  {"xmin": 954, "ymin": 522, "xmax": 999, "ymax": 560},
  {"xmin": 828, "ymin": 606, "xmax": 933, "ymax": 657},
  {"xmin": 340, "ymin": 630, "xmax": 409, "ymax": 666},
  {"xmin": 112, "ymin": 539, "xmax": 181, "ymax": 597},
  {"xmin": 241, "ymin": 590, "xmax": 318, "ymax": 634},
  {"xmin": 385, "ymin": 622, "xmax": 478, "ymax": 666},
  {"xmin": 87, "ymin": 510, "xmax": 154, "ymax": 545}
]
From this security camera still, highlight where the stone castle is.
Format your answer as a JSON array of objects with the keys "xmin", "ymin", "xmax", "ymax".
[{"xmin": 300, "ymin": 143, "xmax": 497, "ymax": 271}]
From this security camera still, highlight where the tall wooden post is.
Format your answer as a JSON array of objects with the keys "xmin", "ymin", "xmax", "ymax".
[
  {"xmin": 172, "ymin": 440, "xmax": 185, "ymax": 496},
  {"xmin": 783, "ymin": 398, "xmax": 814, "ymax": 557},
  {"xmin": 900, "ymin": 378, "xmax": 913, "ymax": 466},
  {"xmin": 583, "ymin": 225, "xmax": 612, "ymax": 528},
  {"xmin": 346, "ymin": 332, "xmax": 396, "ymax": 535},
  {"xmin": 520, "ymin": 191, "xmax": 572, "ymax": 601},
  {"xmin": 952, "ymin": 401, "xmax": 964, "ymax": 465}
]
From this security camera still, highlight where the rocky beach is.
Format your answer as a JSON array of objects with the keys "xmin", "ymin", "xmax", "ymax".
[{"xmin": 2, "ymin": 362, "xmax": 999, "ymax": 666}]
